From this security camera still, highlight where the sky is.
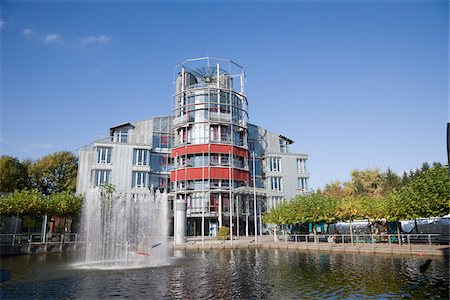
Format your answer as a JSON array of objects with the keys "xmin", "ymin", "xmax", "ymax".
[{"xmin": 1, "ymin": 0, "xmax": 448, "ymax": 190}]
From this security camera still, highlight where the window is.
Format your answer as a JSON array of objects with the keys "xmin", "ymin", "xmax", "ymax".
[
  {"xmin": 270, "ymin": 177, "xmax": 283, "ymax": 192},
  {"xmin": 93, "ymin": 170, "xmax": 110, "ymax": 186},
  {"xmin": 210, "ymin": 154, "xmax": 219, "ymax": 165},
  {"xmin": 279, "ymin": 139, "xmax": 289, "ymax": 153},
  {"xmin": 115, "ymin": 129, "xmax": 128, "ymax": 143},
  {"xmin": 269, "ymin": 157, "xmax": 281, "ymax": 172},
  {"xmin": 210, "ymin": 125, "xmax": 219, "ymax": 142},
  {"xmin": 220, "ymin": 154, "xmax": 230, "ymax": 166},
  {"xmin": 271, "ymin": 196, "xmax": 283, "ymax": 208},
  {"xmin": 220, "ymin": 125, "xmax": 230, "ymax": 142},
  {"xmin": 132, "ymin": 171, "xmax": 147, "ymax": 188},
  {"xmin": 133, "ymin": 149, "xmax": 148, "ymax": 166},
  {"xmin": 96, "ymin": 147, "xmax": 111, "ymax": 164},
  {"xmin": 249, "ymin": 141, "xmax": 255, "ymax": 151},
  {"xmin": 298, "ymin": 178, "xmax": 308, "ymax": 192},
  {"xmin": 160, "ymin": 135, "xmax": 168, "ymax": 148},
  {"xmin": 153, "ymin": 134, "xmax": 169, "ymax": 148},
  {"xmin": 160, "ymin": 156, "xmax": 168, "ymax": 166},
  {"xmin": 297, "ymin": 159, "xmax": 306, "ymax": 173},
  {"xmin": 210, "ymin": 193, "xmax": 221, "ymax": 212}
]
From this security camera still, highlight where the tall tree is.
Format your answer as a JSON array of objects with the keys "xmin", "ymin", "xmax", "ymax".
[
  {"xmin": 380, "ymin": 168, "xmax": 402, "ymax": 196},
  {"xmin": 347, "ymin": 169, "xmax": 384, "ymax": 197},
  {"xmin": 0, "ymin": 156, "xmax": 30, "ymax": 193},
  {"xmin": 28, "ymin": 151, "xmax": 78, "ymax": 195},
  {"xmin": 322, "ymin": 181, "xmax": 350, "ymax": 197},
  {"xmin": 398, "ymin": 164, "xmax": 449, "ymax": 218}
]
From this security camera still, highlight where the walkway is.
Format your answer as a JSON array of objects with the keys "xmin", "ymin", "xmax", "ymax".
[{"xmin": 171, "ymin": 236, "xmax": 449, "ymax": 257}]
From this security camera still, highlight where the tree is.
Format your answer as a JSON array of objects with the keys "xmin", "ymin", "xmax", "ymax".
[
  {"xmin": 0, "ymin": 156, "xmax": 30, "ymax": 193},
  {"xmin": 263, "ymin": 200, "xmax": 292, "ymax": 241},
  {"xmin": 322, "ymin": 181, "xmax": 350, "ymax": 197},
  {"xmin": 396, "ymin": 164, "xmax": 449, "ymax": 219},
  {"xmin": 293, "ymin": 193, "xmax": 338, "ymax": 243},
  {"xmin": 28, "ymin": 151, "xmax": 78, "ymax": 195},
  {"xmin": 335, "ymin": 196, "xmax": 366, "ymax": 244},
  {"xmin": 0, "ymin": 189, "xmax": 47, "ymax": 216},
  {"xmin": 1, "ymin": 189, "xmax": 84, "ymax": 219},
  {"xmin": 380, "ymin": 168, "xmax": 401, "ymax": 196},
  {"xmin": 48, "ymin": 192, "xmax": 84, "ymax": 218},
  {"xmin": 347, "ymin": 169, "xmax": 384, "ymax": 197},
  {"xmin": 384, "ymin": 190, "xmax": 408, "ymax": 244}
]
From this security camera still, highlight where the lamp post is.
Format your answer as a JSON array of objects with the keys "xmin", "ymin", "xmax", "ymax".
[{"xmin": 252, "ymin": 151, "xmax": 257, "ymax": 244}]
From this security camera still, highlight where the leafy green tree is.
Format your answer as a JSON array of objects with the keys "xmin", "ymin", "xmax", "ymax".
[
  {"xmin": 0, "ymin": 156, "xmax": 30, "ymax": 193},
  {"xmin": 28, "ymin": 151, "xmax": 78, "ymax": 195},
  {"xmin": 263, "ymin": 200, "xmax": 292, "ymax": 240},
  {"xmin": 293, "ymin": 193, "xmax": 338, "ymax": 243},
  {"xmin": 384, "ymin": 190, "xmax": 409, "ymax": 244},
  {"xmin": 0, "ymin": 189, "xmax": 47, "ymax": 216},
  {"xmin": 48, "ymin": 192, "xmax": 84, "ymax": 218},
  {"xmin": 397, "ymin": 164, "xmax": 449, "ymax": 219},
  {"xmin": 347, "ymin": 169, "xmax": 384, "ymax": 197},
  {"xmin": 380, "ymin": 168, "xmax": 402, "ymax": 196},
  {"xmin": 335, "ymin": 196, "xmax": 366, "ymax": 244},
  {"xmin": 322, "ymin": 181, "xmax": 350, "ymax": 197},
  {"xmin": 383, "ymin": 163, "xmax": 449, "ymax": 241}
]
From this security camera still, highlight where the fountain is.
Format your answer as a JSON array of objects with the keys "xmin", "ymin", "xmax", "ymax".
[{"xmin": 75, "ymin": 186, "xmax": 169, "ymax": 269}]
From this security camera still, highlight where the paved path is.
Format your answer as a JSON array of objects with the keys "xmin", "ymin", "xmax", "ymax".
[{"xmin": 171, "ymin": 238, "xmax": 449, "ymax": 257}]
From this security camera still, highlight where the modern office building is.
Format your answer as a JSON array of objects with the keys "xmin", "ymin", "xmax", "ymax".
[{"xmin": 76, "ymin": 57, "xmax": 309, "ymax": 243}]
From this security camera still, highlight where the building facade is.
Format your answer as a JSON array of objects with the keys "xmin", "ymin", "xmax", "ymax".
[{"xmin": 76, "ymin": 57, "xmax": 309, "ymax": 242}]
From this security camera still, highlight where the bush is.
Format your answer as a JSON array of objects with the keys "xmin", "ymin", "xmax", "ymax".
[{"xmin": 217, "ymin": 226, "xmax": 230, "ymax": 240}]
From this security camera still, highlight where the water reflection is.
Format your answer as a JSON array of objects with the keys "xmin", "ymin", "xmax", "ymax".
[{"xmin": 1, "ymin": 250, "xmax": 448, "ymax": 299}]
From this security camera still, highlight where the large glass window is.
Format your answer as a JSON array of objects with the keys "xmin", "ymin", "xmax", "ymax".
[
  {"xmin": 96, "ymin": 147, "xmax": 111, "ymax": 164},
  {"xmin": 160, "ymin": 135, "xmax": 169, "ymax": 148},
  {"xmin": 297, "ymin": 159, "xmax": 306, "ymax": 173},
  {"xmin": 269, "ymin": 157, "xmax": 281, "ymax": 172},
  {"xmin": 279, "ymin": 139, "xmax": 289, "ymax": 153},
  {"xmin": 298, "ymin": 178, "xmax": 308, "ymax": 192},
  {"xmin": 270, "ymin": 176, "xmax": 283, "ymax": 192},
  {"xmin": 210, "ymin": 125, "xmax": 219, "ymax": 142},
  {"xmin": 250, "ymin": 158, "xmax": 262, "ymax": 176},
  {"xmin": 114, "ymin": 129, "xmax": 128, "ymax": 143},
  {"xmin": 220, "ymin": 154, "xmax": 230, "ymax": 166},
  {"xmin": 153, "ymin": 134, "xmax": 170, "ymax": 149},
  {"xmin": 150, "ymin": 175, "xmax": 167, "ymax": 189},
  {"xmin": 93, "ymin": 170, "xmax": 110, "ymax": 186},
  {"xmin": 220, "ymin": 125, "xmax": 230, "ymax": 142},
  {"xmin": 132, "ymin": 171, "xmax": 147, "ymax": 188},
  {"xmin": 271, "ymin": 196, "xmax": 283, "ymax": 208},
  {"xmin": 133, "ymin": 149, "xmax": 149, "ymax": 166}
]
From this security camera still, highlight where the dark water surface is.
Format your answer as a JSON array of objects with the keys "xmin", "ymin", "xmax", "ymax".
[{"xmin": 1, "ymin": 250, "xmax": 449, "ymax": 299}]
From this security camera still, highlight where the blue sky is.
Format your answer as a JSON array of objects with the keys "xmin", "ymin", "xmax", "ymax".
[{"xmin": 1, "ymin": 1, "xmax": 448, "ymax": 189}]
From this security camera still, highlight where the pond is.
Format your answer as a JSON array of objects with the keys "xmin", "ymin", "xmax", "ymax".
[{"xmin": 1, "ymin": 250, "xmax": 448, "ymax": 299}]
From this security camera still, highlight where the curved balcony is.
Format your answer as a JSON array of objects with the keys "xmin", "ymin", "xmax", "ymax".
[
  {"xmin": 170, "ymin": 167, "xmax": 249, "ymax": 181},
  {"xmin": 171, "ymin": 144, "xmax": 249, "ymax": 158}
]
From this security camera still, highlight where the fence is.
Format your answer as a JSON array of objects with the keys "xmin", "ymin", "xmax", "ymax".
[
  {"xmin": 285, "ymin": 233, "xmax": 449, "ymax": 246},
  {"xmin": 0, "ymin": 233, "xmax": 79, "ymax": 254}
]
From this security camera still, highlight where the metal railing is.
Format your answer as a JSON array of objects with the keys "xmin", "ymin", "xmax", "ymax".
[
  {"xmin": 1, "ymin": 233, "xmax": 79, "ymax": 252},
  {"xmin": 284, "ymin": 233, "xmax": 449, "ymax": 246}
]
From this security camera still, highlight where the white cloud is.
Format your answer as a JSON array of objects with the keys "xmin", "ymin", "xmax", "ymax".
[
  {"xmin": 43, "ymin": 33, "xmax": 62, "ymax": 44},
  {"xmin": 22, "ymin": 28, "xmax": 33, "ymax": 36},
  {"xmin": 0, "ymin": 19, "xmax": 5, "ymax": 29},
  {"xmin": 78, "ymin": 35, "xmax": 111, "ymax": 47}
]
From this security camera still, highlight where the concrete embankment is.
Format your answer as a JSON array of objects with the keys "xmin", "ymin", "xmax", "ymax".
[{"xmin": 171, "ymin": 240, "xmax": 449, "ymax": 257}]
